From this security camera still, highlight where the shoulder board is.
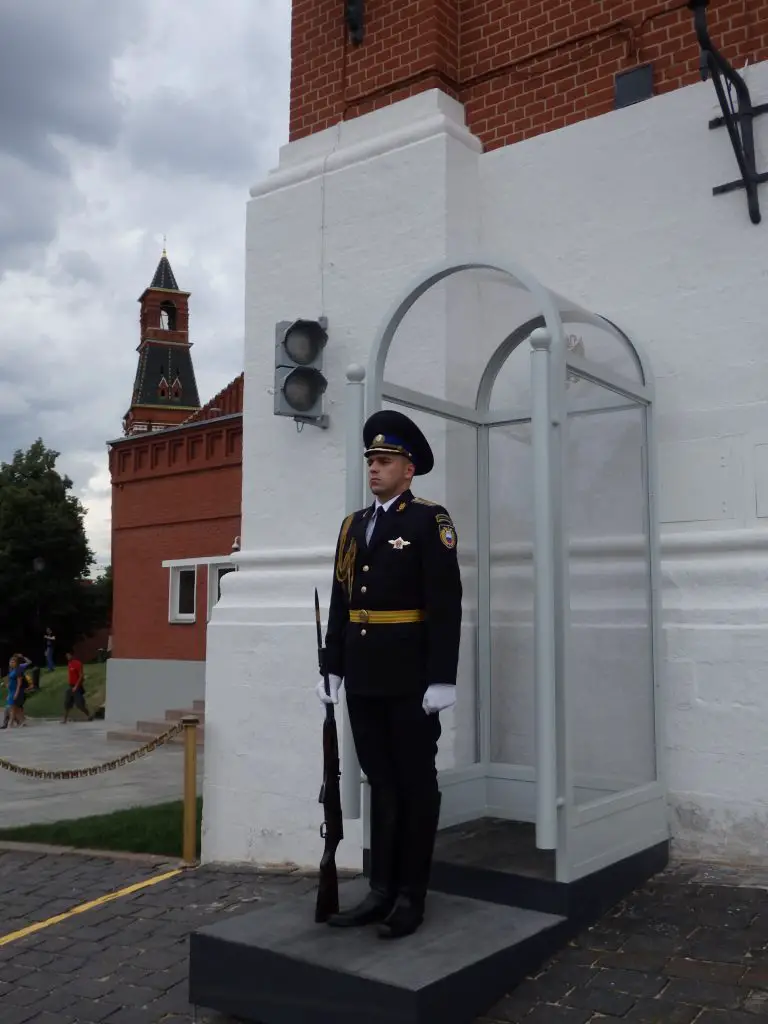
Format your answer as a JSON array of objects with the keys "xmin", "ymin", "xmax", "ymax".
[{"xmin": 412, "ymin": 496, "xmax": 440, "ymax": 506}]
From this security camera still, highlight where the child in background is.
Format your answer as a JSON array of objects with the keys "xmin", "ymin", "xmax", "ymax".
[{"xmin": 3, "ymin": 654, "xmax": 32, "ymax": 728}]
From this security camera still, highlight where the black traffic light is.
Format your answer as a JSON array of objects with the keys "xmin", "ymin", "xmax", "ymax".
[{"xmin": 274, "ymin": 318, "xmax": 329, "ymax": 428}]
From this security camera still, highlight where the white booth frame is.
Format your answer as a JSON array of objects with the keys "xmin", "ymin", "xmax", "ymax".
[{"xmin": 341, "ymin": 258, "xmax": 668, "ymax": 885}]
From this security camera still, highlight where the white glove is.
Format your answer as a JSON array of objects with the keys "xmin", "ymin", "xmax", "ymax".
[
  {"xmin": 316, "ymin": 674, "xmax": 342, "ymax": 705},
  {"xmin": 422, "ymin": 684, "xmax": 456, "ymax": 714}
]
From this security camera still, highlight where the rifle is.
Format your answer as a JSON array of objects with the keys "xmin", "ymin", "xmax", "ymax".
[{"xmin": 314, "ymin": 588, "xmax": 343, "ymax": 923}]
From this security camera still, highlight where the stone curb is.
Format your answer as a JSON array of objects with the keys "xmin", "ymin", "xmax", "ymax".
[
  {"xmin": 201, "ymin": 860, "xmax": 363, "ymax": 878},
  {"xmin": 0, "ymin": 842, "xmax": 365, "ymax": 879},
  {"xmin": 0, "ymin": 840, "xmax": 186, "ymax": 867}
]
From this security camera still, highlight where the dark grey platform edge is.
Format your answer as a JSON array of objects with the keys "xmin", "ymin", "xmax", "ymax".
[
  {"xmin": 189, "ymin": 878, "xmax": 568, "ymax": 1024},
  {"xmin": 367, "ymin": 838, "xmax": 671, "ymax": 922}
]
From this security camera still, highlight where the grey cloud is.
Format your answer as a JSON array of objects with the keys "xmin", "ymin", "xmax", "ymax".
[
  {"xmin": 0, "ymin": 0, "xmax": 288, "ymax": 561},
  {"xmin": 0, "ymin": 1, "xmax": 147, "ymax": 273},
  {"xmin": 0, "ymin": 155, "xmax": 64, "ymax": 268},
  {"xmin": 121, "ymin": 86, "xmax": 261, "ymax": 185},
  {"xmin": 55, "ymin": 250, "xmax": 104, "ymax": 286}
]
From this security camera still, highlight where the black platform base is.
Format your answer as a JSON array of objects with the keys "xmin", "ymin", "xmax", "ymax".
[
  {"xmin": 189, "ymin": 878, "xmax": 567, "ymax": 1024},
  {"xmin": 367, "ymin": 817, "xmax": 670, "ymax": 925}
]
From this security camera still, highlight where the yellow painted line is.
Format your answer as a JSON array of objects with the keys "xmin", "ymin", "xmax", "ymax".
[{"xmin": 0, "ymin": 867, "xmax": 183, "ymax": 947}]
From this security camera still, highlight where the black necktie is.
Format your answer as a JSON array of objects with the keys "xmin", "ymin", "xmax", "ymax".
[{"xmin": 367, "ymin": 506, "xmax": 381, "ymax": 544}]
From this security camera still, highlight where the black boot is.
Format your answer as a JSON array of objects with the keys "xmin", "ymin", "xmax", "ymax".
[
  {"xmin": 327, "ymin": 786, "xmax": 398, "ymax": 927},
  {"xmin": 378, "ymin": 790, "xmax": 441, "ymax": 940}
]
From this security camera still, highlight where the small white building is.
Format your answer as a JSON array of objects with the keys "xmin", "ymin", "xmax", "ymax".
[{"xmin": 202, "ymin": 28, "xmax": 768, "ymax": 873}]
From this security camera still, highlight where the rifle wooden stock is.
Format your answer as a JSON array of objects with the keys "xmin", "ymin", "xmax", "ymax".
[{"xmin": 314, "ymin": 589, "xmax": 343, "ymax": 923}]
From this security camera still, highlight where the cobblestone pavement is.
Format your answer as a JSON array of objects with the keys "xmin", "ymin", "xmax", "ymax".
[{"xmin": 3, "ymin": 851, "xmax": 768, "ymax": 1023}]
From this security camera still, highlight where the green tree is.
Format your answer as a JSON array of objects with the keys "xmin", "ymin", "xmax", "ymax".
[{"xmin": 0, "ymin": 439, "xmax": 108, "ymax": 667}]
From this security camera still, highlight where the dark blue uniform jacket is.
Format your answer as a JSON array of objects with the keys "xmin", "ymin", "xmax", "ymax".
[{"xmin": 324, "ymin": 489, "xmax": 463, "ymax": 697}]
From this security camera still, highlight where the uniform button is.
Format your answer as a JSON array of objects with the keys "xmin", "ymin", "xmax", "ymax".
[
  {"xmin": 361, "ymin": 586, "xmax": 367, "ymax": 594},
  {"xmin": 362, "ymin": 565, "xmax": 369, "ymax": 572},
  {"xmin": 361, "ymin": 629, "xmax": 367, "ymax": 636}
]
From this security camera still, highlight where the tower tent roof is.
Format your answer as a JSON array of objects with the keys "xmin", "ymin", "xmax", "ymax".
[
  {"xmin": 131, "ymin": 344, "xmax": 200, "ymax": 410},
  {"xmin": 150, "ymin": 250, "xmax": 179, "ymax": 291}
]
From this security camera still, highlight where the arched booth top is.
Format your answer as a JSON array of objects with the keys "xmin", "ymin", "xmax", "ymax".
[{"xmin": 365, "ymin": 259, "xmax": 653, "ymax": 426}]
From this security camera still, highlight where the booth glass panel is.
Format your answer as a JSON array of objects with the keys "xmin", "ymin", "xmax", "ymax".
[
  {"xmin": 488, "ymin": 420, "xmax": 534, "ymax": 769},
  {"xmin": 564, "ymin": 379, "xmax": 656, "ymax": 806},
  {"xmin": 379, "ymin": 401, "xmax": 480, "ymax": 771},
  {"xmin": 559, "ymin": 313, "xmax": 645, "ymax": 384},
  {"xmin": 382, "ymin": 269, "xmax": 546, "ymax": 409}
]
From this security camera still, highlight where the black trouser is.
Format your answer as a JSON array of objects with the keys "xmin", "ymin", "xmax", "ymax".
[
  {"xmin": 64, "ymin": 688, "xmax": 88, "ymax": 713},
  {"xmin": 346, "ymin": 692, "xmax": 442, "ymax": 905}
]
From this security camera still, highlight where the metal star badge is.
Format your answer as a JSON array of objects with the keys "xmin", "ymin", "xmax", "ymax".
[{"xmin": 388, "ymin": 537, "xmax": 411, "ymax": 550}]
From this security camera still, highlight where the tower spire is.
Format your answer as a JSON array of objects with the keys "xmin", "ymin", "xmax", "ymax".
[{"xmin": 150, "ymin": 244, "xmax": 179, "ymax": 291}]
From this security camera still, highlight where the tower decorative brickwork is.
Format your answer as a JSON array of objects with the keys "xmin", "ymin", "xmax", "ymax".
[{"xmin": 123, "ymin": 250, "xmax": 201, "ymax": 436}]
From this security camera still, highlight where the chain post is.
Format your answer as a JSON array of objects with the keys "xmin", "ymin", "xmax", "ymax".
[{"xmin": 181, "ymin": 715, "xmax": 199, "ymax": 865}]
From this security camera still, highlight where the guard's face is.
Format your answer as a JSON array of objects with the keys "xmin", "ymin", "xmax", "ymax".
[{"xmin": 367, "ymin": 454, "xmax": 414, "ymax": 500}]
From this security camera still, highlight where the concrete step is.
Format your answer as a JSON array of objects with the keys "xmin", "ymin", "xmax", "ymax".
[
  {"xmin": 106, "ymin": 728, "xmax": 188, "ymax": 746},
  {"xmin": 107, "ymin": 722, "xmax": 205, "ymax": 746},
  {"xmin": 165, "ymin": 707, "xmax": 206, "ymax": 723},
  {"xmin": 107, "ymin": 698, "xmax": 206, "ymax": 748},
  {"xmin": 136, "ymin": 718, "xmax": 204, "ymax": 737}
]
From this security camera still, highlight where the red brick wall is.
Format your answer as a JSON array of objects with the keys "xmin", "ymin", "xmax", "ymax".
[
  {"xmin": 110, "ymin": 418, "xmax": 242, "ymax": 661},
  {"xmin": 184, "ymin": 374, "xmax": 244, "ymax": 424},
  {"xmin": 290, "ymin": 0, "xmax": 768, "ymax": 150},
  {"xmin": 73, "ymin": 627, "xmax": 110, "ymax": 664}
]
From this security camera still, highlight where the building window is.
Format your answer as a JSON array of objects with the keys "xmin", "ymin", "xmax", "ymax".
[
  {"xmin": 170, "ymin": 566, "xmax": 196, "ymax": 622},
  {"xmin": 207, "ymin": 564, "xmax": 236, "ymax": 621},
  {"xmin": 160, "ymin": 301, "xmax": 177, "ymax": 331}
]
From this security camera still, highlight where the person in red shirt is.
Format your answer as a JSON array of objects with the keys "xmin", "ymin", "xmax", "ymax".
[{"xmin": 62, "ymin": 652, "xmax": 93, "ymax": 723}]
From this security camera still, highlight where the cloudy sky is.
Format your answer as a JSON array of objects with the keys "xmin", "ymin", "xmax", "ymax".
[{"xmin": 0, "ymin": 0, "xmax": 291, "ymax": 570}]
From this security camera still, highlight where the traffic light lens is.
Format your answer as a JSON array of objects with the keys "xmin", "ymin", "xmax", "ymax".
[
  {"xmin": 283, "ymin": 367, "xmax": 327, "ymax": 413},
  {"xmin": 285, "ymin": 327, "xmax": 317, "ymax": 365}
]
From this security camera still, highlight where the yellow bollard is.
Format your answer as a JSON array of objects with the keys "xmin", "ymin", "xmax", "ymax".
[{"xmin": 181, "ymin": 715, "xmax": 199, "ymax": 865}]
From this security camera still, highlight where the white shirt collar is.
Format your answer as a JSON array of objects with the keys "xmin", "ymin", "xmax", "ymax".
[{"xmin": 375, "ymin": 492, "xmax": 405, "ymax": 513}]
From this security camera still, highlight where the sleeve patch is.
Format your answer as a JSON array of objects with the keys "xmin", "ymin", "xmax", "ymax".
[
  {"xmin": 436, "ymin": 512, "xmax": 457, "ymax": 549},
  {"xmin": 439, "ymin": 523, "xmax": 457, "ymax": 549}
]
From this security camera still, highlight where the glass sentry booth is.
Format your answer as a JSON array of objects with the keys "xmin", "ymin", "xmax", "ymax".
[{"xmin": 340, "ymin": 259, "xmax": 668, "ymax": 911}]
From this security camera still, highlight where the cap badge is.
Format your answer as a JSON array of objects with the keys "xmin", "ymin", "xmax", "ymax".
[{"xmin": 373, "ymin": 433, "xmax": 386, "ymax": 445}]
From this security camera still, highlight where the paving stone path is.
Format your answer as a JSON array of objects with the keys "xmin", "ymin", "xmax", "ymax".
[
  {"xmin": 0, "ymin": 721, "xmax": 204, "ymax": 829},
  {"xmin": 2, "ymin": 851, "xmax": 768, "ymax": 1023}
]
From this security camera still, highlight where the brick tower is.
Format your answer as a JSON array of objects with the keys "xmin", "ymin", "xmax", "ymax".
[{"xmin": 123, "ymin": 249, "xmax": 201, "ymax": 435}]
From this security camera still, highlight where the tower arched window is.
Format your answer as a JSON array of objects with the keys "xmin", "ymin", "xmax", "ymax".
[{"xmin": 159, "ymin": 301, "xmax": 177, "ymax": 331}]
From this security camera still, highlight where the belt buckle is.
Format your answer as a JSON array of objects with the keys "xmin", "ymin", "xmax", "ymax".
[{"xmin": 359, "ymin": 609, "xmax": 370, "ymax": 623}]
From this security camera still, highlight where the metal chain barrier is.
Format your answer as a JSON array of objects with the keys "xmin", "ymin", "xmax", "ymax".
[{"xmin": 0, "ymin": 720, "xmax": 185, "ymax": 780}]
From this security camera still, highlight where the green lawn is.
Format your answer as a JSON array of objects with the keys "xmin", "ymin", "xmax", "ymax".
[
  {"xmin": 0, "ymin": 797, "xmax": 203, "ymax": 858},
  {"xmin": 1, "ymin": 661, "xmax": 107, "ymax": 719}
]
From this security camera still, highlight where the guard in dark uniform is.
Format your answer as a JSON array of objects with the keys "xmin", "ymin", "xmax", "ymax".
[{"xmin": 315, "ymin": 410, "xmax": 462, "ymax": 939}]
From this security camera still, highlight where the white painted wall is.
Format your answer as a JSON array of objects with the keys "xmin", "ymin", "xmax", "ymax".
[
  {"xmin": 480, "ymin": 60, "xmax": 768, "ymax": 862},
  {"xmin": 202, "ymin": 92, "xmax": 483, "ymax": 869},
  {"xmin": 106, "ymin": 658, "xmax": 205, "ymax": 726},
  {"xmin": 205, "ymin": 62, "xmax": 768, "ymax": 869}
]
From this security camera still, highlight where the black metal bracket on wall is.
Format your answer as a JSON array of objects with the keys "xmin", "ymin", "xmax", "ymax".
[
  {"xmin": 688, "ymin": 0, "xmax": 767, "ymax": 224},
  {"xmin": 345, "ymin": 0, "xmax": 364, "ymax": 45}
]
